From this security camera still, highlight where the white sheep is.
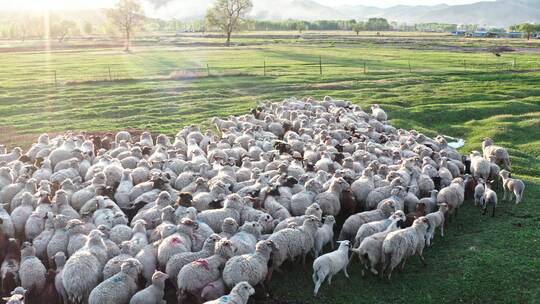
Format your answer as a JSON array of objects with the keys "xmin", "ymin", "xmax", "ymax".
[
  {"xmin": 314, "ymin": 177, "xmax": 349, "ymax": 216},
  {"xmin": 10, "ymin": 193, "xmax": 34, "ymax": 239},
  {"xmin": 19, "ymin": 242, "xmax": 46, "ymax": 297},
  {"xmin": 339, "ymin": 200, "xmax": 397, "ymax": 241},
  {"xmin": 273, "ymin": 203, "xmax": 322, "ymax": 232},
  {"xmin": 381, "ymin": 216, "xmax": 430, "ymax": 279},
  {"xmin": 223, "ymin": 239, "xmax": 277, "ymax": 290},
  {"xmin": 268, "ymin": 216, "xmax": 320, "ymax": 278},
  {"xmin": 313, "ymin": 215, "xmax": 336, "ymax": 258},
  {"xmin": 351, "ymin": 213, "xmax": 403, "ymax": 276},
  {"xmin": 88, "ymin": 258, "xmax": 142, "ymax": 304},
  {"xmin": 312, "ymin": 240, "xmax": 351, "ymax": 297},
  {"xmin": 203, "ymin": 281, "xmax": 255, "ymax": 304},
  {"xmin": 474, "ymin": 179, "xmax": 485, "ymax": 206},
  {"xmin": 197, "ymin": 194, "xmax": 244, "ymax": 232},
  {"xmin": 424, "ymin": 203, "xmax": 449, "ymax": 247},
  {"xmin": 62, "ymin": 230, "xmax": 108, "ymax": 304},
  {"xmin": 470, "ymin": 151, "xmax": 490, "ymax": 181},
  {"xmin": 157, "ymin": 218, "xmax": 197, "ymax": 268},
  {"xmin": 54, "ymin": 252, "xmax": 68, "ymax": 304},
  {"xmin": 481, "ymin": 182, "xmax": 498, "ymax": 217},
  {"xmin": 482, "ymin": 137, "xmax": 511, "ymax": 170},
  {"xmin": 353, "ymin": 210, "xmax": 406, "ymax": 249},
  {"xmin": 419, "ymin": 190, "xmax": 438, "ymax": 214},
  {"xmin": 177, "ymin": 239, "xmax": 237, "ymax": 303},
  {"xmin": 165, "ymin": 234, "xmax": 221, "ymax": 282},
  {"xmin": 499, "ymin": 170, "xmax": 525, "ymax": 205},
  {"xmin": 129, "ymin": 271, "xmax": 168, "ymax": 304},
  {"xmin": 437, "ymin": 177, "xmax": 465, "ymax": 220},
  {"xmin": 229, "ymin": 221, "xmax": 263, "ymax": 255}
]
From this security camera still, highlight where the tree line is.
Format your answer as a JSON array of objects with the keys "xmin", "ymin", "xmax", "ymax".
[{"xmin": 2, "ymin": 0, "xmax": 538, "ymax": 50}]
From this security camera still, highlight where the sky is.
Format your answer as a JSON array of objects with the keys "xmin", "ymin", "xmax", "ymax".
[{"xmin": 0, "ymin": 0, "xmax": 487, "ymax": 11}]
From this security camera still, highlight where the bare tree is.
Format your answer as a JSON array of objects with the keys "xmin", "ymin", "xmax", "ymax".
[
  {"xmin": 107, "ymin": 0, "xmax": 144, "ymax": 51},
  {"xmin": 206, "ymin": 0, "xmax": 253, "ymax": 46}
]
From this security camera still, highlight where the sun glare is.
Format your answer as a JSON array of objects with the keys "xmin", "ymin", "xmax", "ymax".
[{"xmin": 1, "ymin": 0, "xmax": 113, "ymax": 11}]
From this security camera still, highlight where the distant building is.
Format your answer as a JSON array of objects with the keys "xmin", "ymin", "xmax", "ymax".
[
  {"xmin": 451, "ymin": 30, "xmax": 467, "ymax": 36},
  {"xmin": 506, "ymin": 32, "xmax": 523, "ymax": 38}
]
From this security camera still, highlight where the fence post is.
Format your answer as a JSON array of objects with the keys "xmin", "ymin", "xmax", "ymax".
[
  {"xmin": 363, "ymin": 61, "xmax": 367, "ymax": 74},
  {"xmin": 264, "ymin": 61, "xmax": 266, "ymax": 76},
  {"xmin": 108, "ymin": 65, "xmax": 112, "ymax": 81},
  {"xmin": 53, "ymin": 70, "xmax": 57, "ymax": 87},
  {"xmin": 463, "ymin": 60, "xmax": 467, "ymax": 72},
  {"xmin": 408, "ymin": 60, "xmax": 412, "ymax": 73},
  {"xmin": 513, "ymin": 58, "xmax": 517, "ymax": 70},
  {"xmin": 207, "ymin": 64, "xmax": 210, "ymax": 76},
  {"xmin": 319, "ymin": 56, "xmax": 323, "ymax": 76}
]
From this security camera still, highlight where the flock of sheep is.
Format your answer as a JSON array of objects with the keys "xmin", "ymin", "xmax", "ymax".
[{"xmin": 0, "ymin": 97, "xmax": 525, "ymax": 304}]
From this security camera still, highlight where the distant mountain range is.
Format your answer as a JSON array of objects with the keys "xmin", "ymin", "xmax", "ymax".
[
  {"xmin": 2, "ymin": 0, "xmax": 539, "ymax": 27},
  {"xmin": 247, "ymin": 0, "xmax": 540, "ymax": 27}
]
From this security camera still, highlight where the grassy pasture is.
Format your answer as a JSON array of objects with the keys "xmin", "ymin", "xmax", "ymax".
[{"xmin": 0, "ymin": 33, "xmax": 539, "ymax": 303}]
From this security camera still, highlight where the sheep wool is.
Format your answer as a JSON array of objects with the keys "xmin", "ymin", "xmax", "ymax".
[
  {"xmin": 165, "ymin": 234, "xmax": 222, "ymax": 281},
  {"xmin": 203, "ymin": 281, "xmax": 255, "ymax": 304},
  {"xmin": 314, "ymin": 215, "xmax": 336, "ymax": 258},
  {"xmin": 382, "ymin": 217, "xmax": 430, "ymax": 279},
  {"xmin": 339, "ymin": 200, "xmax": 397, "ymax": 241},
  {"xmin": 19, "ymin": 242, "xmax": 47, "ymax": 297},
  {"xmin": 129, "ymin": 271, "xmax": 168, "ymax": 304},
  {"xmin": 223, "ymin": 240, "xmax": 278, "ymax": 288},
  {"xmin": 177, "ymin": 239, "xmax": 236, "ymax": 301},
  {"xmin": 88, "ymin": 258, "xmax": 142, "ymax": 304}
]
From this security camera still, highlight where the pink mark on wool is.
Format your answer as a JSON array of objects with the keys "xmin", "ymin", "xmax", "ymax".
[
  {"xmin": 194, "ymin": 259, "xmax": 209, "ymax": 270},
  {"xmin": 171, "ymin": 237, "xmax": 183, "ymax": 245}
]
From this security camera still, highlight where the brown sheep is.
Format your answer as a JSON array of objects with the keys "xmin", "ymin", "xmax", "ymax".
[{"xmin": 404, "ymin": 202, "xmax": 427, "ymax": 227}]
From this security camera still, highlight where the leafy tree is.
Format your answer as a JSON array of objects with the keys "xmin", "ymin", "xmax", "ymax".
[
  {"xmin": 295, "ymin": 22, "xmax": 307, "ymax": 34},
  {"xmin": 519, "ymin": 23, "xmax": 537, "ymax": 40},
  {"xmin": 365, "ymin": 18, "xmax": 391, "ymax": 31},
  {"xmin": 352, "ymin": 22, "xmax": 363, "ymax": 35},
  {"xmin": 206, "ymin": 0, "xmax": 253, "ymax": 46},
  {"xmin": 83, "ymin": 21, "xmax": 93, "ymax": 35},
  {"xmin": 51, "ymin": 20, "xmax": 79, "ymax": 43},
  {"xmin": 107, "ymin": 0, "xmax": 145, "ymax": 51}
]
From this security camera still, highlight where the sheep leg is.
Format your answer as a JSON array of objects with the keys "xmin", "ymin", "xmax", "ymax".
[
  {"xmin": 313, "ymin": 276, "xmax": 323, "ymax": 297},
  {"xmin": 502, "ymin": 188, "xmax": 508, "ymax": 201},
  {"xmin": 419, "ymin": 253, "xmax": 427, "ymax": 266},
  {"xmin": 327, "ymin": 274, "xmax": 333, "ymax": 285},
  {"xmin": 440, "ymin": 223, "xmax": 444, "ymax": 238},
  {"xmin": 343, "ymin": 266, "xmax": 350, "ymax": 279},
  {"xmin": 399, "ymin": 258, "xmax": 407, "ymax": 272},
  {"xmin": 492, "ymin": 205, "xmax": 496, "ymax": 217},
  {"xmin": 330, "ymin": 240, "xmax": 335, "ymax": 250}
]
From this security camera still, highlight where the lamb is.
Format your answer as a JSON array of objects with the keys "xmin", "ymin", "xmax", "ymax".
[
  {"xmin": 370, "ymin": 104, "xmax": 387, "ymax": 121},
  {"xmin": 499, "ymin": 170, "xmax": 525, "ymax": 205},
  {"xmin": 176, "ymin": 239, "xmax": 236, "ymax": 303},
  {"xmin": 62, "ymin": 230, "xmax": 108, "ymax": 304},
  {"xmin": 338, "ymin": 200, "xmax": 397, "ymax": 241},
  {"xmin": 381, "ymin": 216, "xmax": 430, "ymax": 279},
  {"xmin": 312, "ymin": 240, "xmax": 351, "ymax": 297},
  {"xmin": 353, "ymin": 210, "xmax": 406, "ymax": 249},
  {"xmin": 46, "ymin": 214, "xmax": 70, "ymax": 265},
  {"xmin": 313, "ymin": 215, "xmax": 336, "ymax": 258},
  {"xmin": 88, "ymin": 258, "xmax": 142, "ymax": 304},
  {"xmin": 165, "ymin": 234, "xmax": 222, "ymax": 283},
  {"xmin": 219, "ymin": 218, "xmax": 239, "ymax": 239},
  {"xmin": 197, "ymin": 194, "xmax": 244, "ymax": 232},
  {"xmin": 202, "ymin": 281, "xmax": 255, "ymax": 304},
  {"xmin": 129, "ymin": 271, "xmax": 168, "ymax": 304},
  {"xmin": 229, "ymin": 221, "xmax": 263, "ymax": 255},
  {"xmin": 424, "ymin": 203, "xmax": 449, "ymax": 247},
  {"xmin": 481, "ymin": 182, "xmax": 498, "ymax": 217},
  {"xmin": 222, "ymin": 240, "xmax": 277, "ymax": 290},
  {"xmin": 19, "ymin": 242, "xmax": 46, "ymax": 298},
  {"xmin": 0, "ymin": 147, "xmax": 22, "ymax": 163},
  {"xmin": 470, "ymin": 151, "xmax": 490, "ymax": 181},
  {"xmin": 482, "ymin": 137, "xmax": 511, "ymax": 170},
  {"xmin": 419, "ymin": 190, "xmax": 438, "ymax": 213},
  {"xmin": 474, "ymin": 179, "xmax": 485, "ymax": 206},
  {"xmin": 351, "ymin": 213, "xmax": 404, "ymax": 276},
  {"xmin": 290, "ymin": 179, "xmax": 323, "ymax": 216}
]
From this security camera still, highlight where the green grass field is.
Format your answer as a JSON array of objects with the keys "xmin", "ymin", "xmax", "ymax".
[{"xmin": 1, "ymin": 33, "xmax": 539, "ymax": 303}]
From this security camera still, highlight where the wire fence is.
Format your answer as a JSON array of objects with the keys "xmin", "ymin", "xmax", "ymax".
[{"xmin": 19, "ymin": 56, "xmax": 540, "ymax": 88}]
